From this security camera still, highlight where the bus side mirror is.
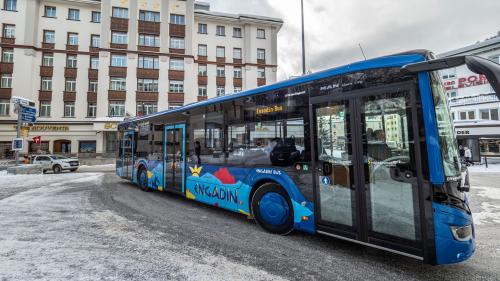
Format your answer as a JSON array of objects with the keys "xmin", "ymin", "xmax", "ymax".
[{"xmin": 465, "ymin": 56, "xmax": 500, "ymax": 100}]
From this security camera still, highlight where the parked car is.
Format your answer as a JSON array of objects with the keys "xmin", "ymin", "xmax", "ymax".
[{"xmin": 32, "ymin": 154, "xmax": 80, "ymax": 173}]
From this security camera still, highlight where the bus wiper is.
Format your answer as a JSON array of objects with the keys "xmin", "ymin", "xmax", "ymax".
[{"xmin": 402, "ymin": 55, "xmax": 500, "ymax": 99}]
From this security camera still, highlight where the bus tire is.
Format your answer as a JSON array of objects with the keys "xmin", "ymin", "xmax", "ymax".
[
  {"xmin": 138, "ymin": 167, "xmax": 149, "ymax": 192},
  {"xmin": 251, "ymin": 182, "xmax": 294, "ymax": 235}
]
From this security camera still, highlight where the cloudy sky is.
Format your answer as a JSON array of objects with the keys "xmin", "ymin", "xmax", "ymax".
[{"xmin": 205, "ymin": 0, "xmax": 500, "ymax": 80}]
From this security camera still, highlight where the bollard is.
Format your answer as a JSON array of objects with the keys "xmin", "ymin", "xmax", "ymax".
[{"xmin": 484, "ymin": 156, "xmax": 488, "ymax": 168}]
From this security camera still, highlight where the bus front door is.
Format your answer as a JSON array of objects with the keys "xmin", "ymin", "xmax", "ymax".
[
  {"xmin": 164, "ymin": 124, "xmax": 186, "ymax": 193},
  {"xmin": 312, "ymin": 85, "xmax": 425, "ymax": 259},
  {"xmin": 123, "ymin": 131, "xmax": 135, "ymax": 180}
]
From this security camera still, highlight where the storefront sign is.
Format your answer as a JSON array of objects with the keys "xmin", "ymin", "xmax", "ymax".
[
  {"xmin": 104, "ymin": 123, "xmax": 117, "ymax": 130},
  {"xmin": 456, "ymin": 130, "xmax": 470, "ymax": 135},
  {"xmin": 444, "ymin": 75, "xmax": 489, "ymax": 91},
  {"xmin": 13, "ymin": 125, "xmax": 70, "ymax": 132},
  {"xmin": 455, "ymin": 126, "xmax": 500, "ymax": 136}
]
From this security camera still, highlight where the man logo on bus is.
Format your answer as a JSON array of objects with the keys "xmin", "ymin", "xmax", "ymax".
[{"xmin": 190, "ymin": 165, "xmax": 202, "ymax": 177}]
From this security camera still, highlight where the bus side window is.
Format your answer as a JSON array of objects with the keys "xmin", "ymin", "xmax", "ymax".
[
  {"xmin": 190, "ymin": 112, "xmax": 225, "ymax": 165},
  {"xmin": 151, "ymin": 124, "xmax": 163, "ymax": 161}
]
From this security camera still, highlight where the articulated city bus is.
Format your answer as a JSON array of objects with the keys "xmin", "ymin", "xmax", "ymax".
[{"xmin": 116, "ymin": 50, "xmax": 500, "ymax": 265}]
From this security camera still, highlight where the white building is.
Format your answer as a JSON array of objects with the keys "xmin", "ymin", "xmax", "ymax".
[
  {"xmin": 439, "ymin": 34, "xmax": 500, "ymax": 162},
  {"xmin": 0, "ymin": 0, "xmax": 283, "ymax": 158}
]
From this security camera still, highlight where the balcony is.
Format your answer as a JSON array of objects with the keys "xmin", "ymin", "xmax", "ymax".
[
  {"xmin": 109, "ymin": 66, "xmax": 127, "ymax": 77},
  {"xmin": 88, "ymin": 69, "xmax": 98, "ymax": 79},
  {"xmin": 0, "ymin": 88, "xmax": 12, "ymax": 99},
  {"xmin": 87, "ymin": 92, "xmax": 97, "ymax": 102},
  {"xmin": 233, "ymin": 58, "xmax": 242, "ymax": 64},
  {"xmin": 110, "ymin": 43, "xmax": 127, "ymax": 49},
  {"xmin": 169, "ymin": 48, "xmax": 185, "ymax": 54},
  {"xmin": 108, "ymin": 90, "xmax": 126, "ymax": 101},
  {"xmin": 66, "ymin": 44, "xmax": 79, "ymax": 51},
  {"xmin": 89, "ymin": 46, "xmax": 100, "ymax": 53},
  {"xmin": 40, "ymin": 66, "xmax": 53, "ymax": 77},
  {"xmin": 138, "ymin": 45, "xmax": 160, "ymax": 52},
  {"xmin": 138, "ymin": 21, "xmax": 160, "ymax": 35},
  {"xmin": 168, "ymin": 92, "xmax": 184, "ymax": 103},
  {"xmin": 38, "ymin": 90, "xmax": 52, "ymax": 101},
  {"xmin": 64, "ymin": 67, "xmax": 77, "ymax": 78},
  {"xmin": 169, "ymin": 24, "xmax": 185, "ymax": 37},
  {"xmin": 0, "ymin": 63, "xmax": 13, "ymax": 74},
  {"xmin": 137, "ymin": 68, "xmax": 159, "ymax": 79},
  {"xmin": 257, "ymin": 59, "xmax": 266, "ymax": 65},
  {"xmin": 41, "ymin": 42, "xmax": 55, "ymax": 49},
  {"xmin": 216, "ymin": 77, "xmax": 226, "ymax": 86},
  {"xmin": 168, "ymin": 70, "xmax": 184, "ymax": 80},
  {"xmin": 1, "ymin": 37, "xmax": 15, "ymax": 44},
  {"xmin": 233, "ymin": 78, "xmax": 242, "ymax": 87},
  {"xmin": 63, "ymin": 91, "xmax": 76, "ymax": 101},
  {"xmin": 198, "ymin": 76, "xmax": 207, "ymax": 85},
  {"xmin": 110, "ymin": 17, "xmax": 129, "ymax": 31},
  {"xmin": 216, "ymin": 57, "xmax": 226, "ymax": 63},
  {"xmin": 197, "ymin": 96, "xmax": 208, "ymax": 102},
  {"xmin": 136, "ymin": 92, "xmax": 159, "ymax": 102},
  {"xmin": 197, "ymin": 56, "xmax": 207, "ymax": 62}
]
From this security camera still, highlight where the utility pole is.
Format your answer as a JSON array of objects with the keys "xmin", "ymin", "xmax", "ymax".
[
  {"xmin": 15, "ymin": 104, "xmax": 22, "ymax": 166},
  {"xmin": 301, "ymin": 0, "xmax": 306, "ymax": 75}
]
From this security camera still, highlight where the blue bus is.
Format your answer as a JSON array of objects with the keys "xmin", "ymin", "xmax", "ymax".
[{"xmin": 116, "ymin": 50, "xmax": 500, "ymax": 265}]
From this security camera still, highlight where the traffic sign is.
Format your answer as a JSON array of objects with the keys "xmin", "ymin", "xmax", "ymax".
[
  {"xmin": 12, "ymin": 138, "xmax": 23, "ymax": 151},
  {"xmin": 33, "ymin": 136, "xmax": 41, "ymax": 144},
  {"xmin": 11, "ymin": 96, "xmax": 35, "ymax": 108},
  {"xmin": 21, "ymin": 106, "xmax": 37, "ymax": 123}
]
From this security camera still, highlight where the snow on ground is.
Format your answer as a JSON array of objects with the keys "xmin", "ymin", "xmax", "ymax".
[
  {"xmin": 468, "ymin": 163, "xmax": 500, "ymax": 173},
  {"xmin": 471, "ymin": 186, "xmax": 500, "ymax": 225},
  {"xmin": 77, "ymin": 164, "xmax": 116, "ymax": 173}
]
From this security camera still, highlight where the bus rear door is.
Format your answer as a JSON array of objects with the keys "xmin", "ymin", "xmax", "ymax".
[
  {"xmin": 123, "ymin": 131, "xmax": 135, "ymax": 180},
  {"xmin": 164, "ymin": 124, "xmax": 186, "ymax": 193},
  {"xmin": 311, "ymin": 82, "xmax": 426, "ymax": 260}
]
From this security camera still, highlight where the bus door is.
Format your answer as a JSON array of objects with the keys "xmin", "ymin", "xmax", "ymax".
[
  {"xmin": 123, "ymin": 131, "xmax": 135, "ymax": 180},
  {"xmin": 164, "ymin": 124, "xmax": 186, "ymax": 193},
  {"xmin": 311, "ymin": 84, "xmax": 425, "ymax": 259}
]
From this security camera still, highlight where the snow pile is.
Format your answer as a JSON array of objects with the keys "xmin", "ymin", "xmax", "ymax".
[
  {"xmin": 472, "ymin": 186, "xmax": 500, "ymax": 225},
  {"xmin": 468, "ymin": 163, "xmax": 500, "ymax": 173}
]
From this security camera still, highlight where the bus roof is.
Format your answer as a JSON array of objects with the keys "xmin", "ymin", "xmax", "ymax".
[{"xmin": 120, "ymin": 49, "xmax": 430, "ymax": 126}]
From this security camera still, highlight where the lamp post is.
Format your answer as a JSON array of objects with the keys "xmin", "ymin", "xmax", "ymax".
[{"xmin": 301, "ymin": 0, "xmax": 306, "ymax": 75}]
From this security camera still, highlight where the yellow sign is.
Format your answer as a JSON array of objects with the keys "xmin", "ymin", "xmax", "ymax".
[
  {"xmin": 21, "ymin": 127, "xmax": 29, "ymax": 138},
  {"xmin": 104, "ymin": 123, "xmax": 118, "ymax": 130},
  {"xmin": 256, "ymin": 105, "xmax": 284, "ymax": 115}
]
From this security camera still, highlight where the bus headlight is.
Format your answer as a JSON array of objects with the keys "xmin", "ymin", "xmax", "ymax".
[{"xmin": 450, "ymin": 225, "xmax": 473, "ymax": 242}]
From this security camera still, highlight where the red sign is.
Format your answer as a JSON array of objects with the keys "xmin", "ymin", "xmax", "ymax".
[
  {"xmin": 32, "ymin": 136, "xmax": 41, "ymax": 144},
  {"xmin": 444, "ymin": 74, "xmax": 489, "ymax": 91}
]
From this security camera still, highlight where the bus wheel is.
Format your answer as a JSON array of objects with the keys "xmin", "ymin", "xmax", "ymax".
[
  {"xmin": 138, "ymin": 168, "xmax": 149, "ymax": 192},
  {"xmin": 251, "ymin": 183, "xmax": 294, "ymax": 235}
]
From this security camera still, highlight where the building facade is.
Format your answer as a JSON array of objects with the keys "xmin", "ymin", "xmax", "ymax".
[
  {"xmin": 439, "ymin": 35, "xmax": 500, "ymax": 162},
  {"xmin": 0, "ymin": 0, "xmax": 283, "ymax": 158}
]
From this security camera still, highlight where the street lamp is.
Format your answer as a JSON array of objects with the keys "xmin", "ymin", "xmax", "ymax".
[{"xmin": 301, "ymin": 0, "xmax": 306, "ymax": 75}]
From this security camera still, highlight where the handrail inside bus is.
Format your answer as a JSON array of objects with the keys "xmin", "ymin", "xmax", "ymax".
[{"xmin": 402, "ymin": 55, "xmax": 500, "ymax": 99}]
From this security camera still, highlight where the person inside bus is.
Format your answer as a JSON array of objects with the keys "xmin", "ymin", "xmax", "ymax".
[
  {"xmin": 195, "ymin": 141, "xmax": 201, "ymax": 165},
  {"xmin": 367, "ymin": 129, "xmax": 392, "ymax": 161}
]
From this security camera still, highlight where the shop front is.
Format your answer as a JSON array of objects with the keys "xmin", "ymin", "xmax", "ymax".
[{"xmin": 456, "ymin": 125, "xmax": 500, "ymax": 162}]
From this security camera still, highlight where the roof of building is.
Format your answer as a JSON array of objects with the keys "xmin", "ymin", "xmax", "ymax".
[
  {"xmin": 193, "ymin": 1, "xmax": 282, "ymax": 25},
  {"xmin": 439, "ymin": 34, "xmax": 500, "ymax": 58},
  {"xmin": 120, "ymin": 50, "xmax": 428, "ymax": 126}
]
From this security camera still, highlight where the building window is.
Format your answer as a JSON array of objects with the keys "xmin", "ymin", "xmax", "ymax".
[
  {"xmin": 198, "ymin": 44, "xmax": 207, "ymax": 56},
  {"xmin": 111, "ymin": 54, "xmax": 127, "ymax": 67},
  {"xmin": 91, "ymin": 34, "xmax": 100, "ymax": 47},
  {"xmin": 112, "ymin": 7, "xmax": 128, "ymax": 18},
  {"xmin": 90, "ymin": 56, "xmax": 99, "ymax": 69},
  {"xmin": 89, "ymin": 80, "xmax": 98, "ymax": 92},
  {"xmin": 216, "ymin": 86, "xmax": 225, "ymax": 97},
  {"xmin": 68, "ymin": 8, "xmax": 80, "ymax": 21},
  {"xmin": 109, "ymin": 101, "xmax": 125, "ymax": 117},
  {"xmin": 216, "ymin": 66, "xmax": 225, "ymax": 77},
  {"xmin": 0, "ymin": 99, "xmax": 10, "ymax": 116},
  {"xmin": 67, "ymin": 32, "xmax": 78, "ymax": 45},
  {"xmin": 468, "ymin": 111, "xmax": 475, "ymax": 120},
  {"xmin": 66, "ymin": 55, "xmax": 77, "ymax": 68},
  {"xmin": 198, "ymin": 86, "xmax": 207, "ymax": 97},
  {"xmin": 64, "ymin": 102, "xmax": 75, "ymax": 117},
  {"xmin": 0, "ymin": 74, "xmax": 12, "ymax": 88},
  {"xmin": 169, "ymin": 59, "xmax": 184, "ymax": 71},
  {"xmin": 110, "ymin": 77, "xmax": 126, "ymax": 91},
  {"xmin": 138, "ymin": 56, "xmax": 159, "ymax": 69},
  {"xmin": 257, "ymin": 49, "xmax": 266, "ymax": 61},
  {"xmin": 198, "ymin": 23, "xmax": 207, "ymax": 34},
  {"xmin": 65, "ymin": 78, "xmax": 76, "ymax": 92},
  {"xmin": 79, "ymin": 141, "xmax": 96, "ymax": 153},
  {"xmin": 139, "ymin": 10, "xmax": 160, "ymax": 22},
  {"xmin": 44, "ymin": 6, "xmax": 56, "ymax": 18},
  {"xmin": 233, "ymin": 48, "xmax": 242, "ymax": 60},
  {"xmin": 91, "ymin": 11, "xmax": 101, "ymax": 23},
  {"xmin": 170, "ymin": 37, "xmax": 185, "ymax": 49},
  {"xmin": 216, "ymin": 25, "xmax": 225, "ymax": 36},
  {"xmin": 137, "ymin": 79, "xmax": 159, "ymax": 92},
  {"xmin": 137, "ymin": 102, "xmax": 157, "ymax": 116},
  {"xmin": 42, "ymin": 53, "xmax": 53, "ymax": 67},
  {"xmin": 234, "ymin": 87, "xmax": 242, "ymax": 93},
  {"xmin": 257, "ymin": 28, "xmax": 266, "ymax": 39},
  {"xmin": 4, "ymin": 0, "xmax": 16, "ymax": 11},
  {"xmin": 170, "ymin": 14, "xmax": 185, "ymax": 25},
  {"xmin": 234, "ymin": 67, "xmax": 242, "ymax": 78},
  {"xmin": 441, "ymin": 68, "xmax": 456, "ymax": 80},
  {"xmin": 139, "ymin": 34, "xmax": 160, "ymax": 47},
  {"xmin": 43, "ymin": 30, "xmax": 55, "ymax": 43},
  {"xmin": 216, "ymin": 46, "xmax": 225, "ymax": 58},
  {"xmin": 39, "ymin": 101, "xmax": 51, "ymax": 117},
  {"xmin": 111, "ymin": 32, "xmax": 128, "ymax": 44},
  {"xmin": 3, "ymin": 24, "xmax": 15, "ymax": 38},
  {"xmin": 198, "ymin": 65, "xmax": 207, "ymax": 76},
  {"xmin": 169, "ymin": 81, "xmax": 184, "ymax": 93},
  {"xmin": 86, "ymin": 102, "xmax": 96, "ymax": 117},
  {"xmin": 41, "ymin": 77, "xmax": 52, "ymax": 91},
  {"xmin": 233, "ymin": 27, "xmax": 242, "ymax": 38},
  {"xmin": 1, "ymin": 49, "xmax": 13, "ymax": 63},
  {"xmin": 257, "ymin": 67, "xmax": 266, "ymax": 79},
  {"xmin": 491, "ymin": 109, "xmax": 500, "ymax": 121},
  {"xmin": 459, "ymin": 111, "xmax": 466, "ymax": 120}
]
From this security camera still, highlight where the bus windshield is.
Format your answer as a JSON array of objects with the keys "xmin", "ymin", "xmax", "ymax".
[{"xmin": 430, "ymin": 72, "xmax": 461, "ymax": 178}]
